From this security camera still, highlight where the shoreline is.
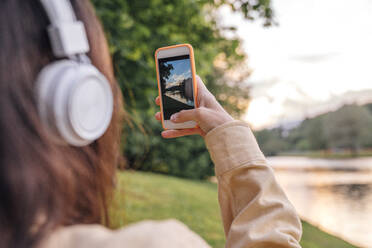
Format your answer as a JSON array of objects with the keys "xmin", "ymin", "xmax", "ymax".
[{"xmin": 267, "ymin": 156, "xmax": 372, "ymax": 172}]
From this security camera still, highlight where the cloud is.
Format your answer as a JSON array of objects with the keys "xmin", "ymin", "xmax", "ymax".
[
  {"xmin": 246, "ymin": 88, "xmax": 372, "ymax": 130},
  {"xmin": 168, "ymin": 69, "xmax": 191, "ymax": 84},
  {"xmin": 221, "ymin": 0, "xmax": 372, "ymax": 129},
  {"xmin": 290, "ymin": 52, "xmax": 340, "ymax": 63},
  {"xmin": 170, "ymin": 73, "xmax": 186, "ymax": 83}
]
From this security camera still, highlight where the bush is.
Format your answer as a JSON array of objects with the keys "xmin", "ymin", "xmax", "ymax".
[{"xmin": 92, "ymin": 0, "xmax": 273, "ymax": 179}]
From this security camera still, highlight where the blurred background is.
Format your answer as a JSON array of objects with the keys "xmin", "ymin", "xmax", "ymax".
[{"xmin": 92, "ymin": 0, "xmax": 372, "ymax": 247}]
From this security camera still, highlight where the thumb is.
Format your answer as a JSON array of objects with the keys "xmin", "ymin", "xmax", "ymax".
[{"xmin": 170, "ymin": 108, "xmax": 202, "ymax": 123}]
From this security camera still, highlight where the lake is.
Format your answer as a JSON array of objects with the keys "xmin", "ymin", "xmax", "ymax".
[{"xmin": 267, "ymin": 156, "xmax": 372, "ymax": 248}]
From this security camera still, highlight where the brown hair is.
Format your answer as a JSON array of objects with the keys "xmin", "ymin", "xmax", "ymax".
[{"xmin": 0, "ymin": 1, "xmax": 122, "ymax": 247}]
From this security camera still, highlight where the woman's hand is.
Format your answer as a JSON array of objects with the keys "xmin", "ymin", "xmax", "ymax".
[{"xmin": 155, "ymin": 76, "xmax": 234, "ymax": 138}]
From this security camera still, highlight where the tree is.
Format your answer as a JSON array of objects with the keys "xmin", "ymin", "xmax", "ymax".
[
  {"xmin": 256, "ymin": 104, "xmax": 372, "ymax": 156},
  {"xmin": 324, "ymin": 105, "xmax": 372, "ymax": 155},
  {"xmin": 217, "ymin": 0, "xmax": 275, "ymax": 26},
  {"xmin": 91, "ymin": 0, "xmax": 274, "ymax": 179},
  {"xmin": 302, "ymin": 117, "xmax": 327, "ymax": 150},
  {"xmin": 255, "ymin": 128, "xmax": 289, "ymax": 156}
]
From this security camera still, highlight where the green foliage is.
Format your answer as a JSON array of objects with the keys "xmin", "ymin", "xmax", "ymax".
[
  {"xmin": 324, "ymin": 105, "xmax": 372, "ymax": 153},
  {"xmin": 287, "ymin": 117, "xmax": 327, "ymax": 151},
  {"xmin": 110, "ymin": 171, "xmax": 357, "ymax": 248},
  {"xmin": 366, "ymin": 103, "xmax": 372, "ymax": 113},
  {"xmin": 217, "ymin": 0, "xmax": 275, "ymax": 26},
  {"xmin": 91, "ymin": 0, "xmax": 273, "ymax": 179},
  {"xmin": 255, "ymin": 104, "xmax": 372, "ymax": 156},
  {"xmin": 255, "ymin": 128, "xmax": 288, "ymax": 156}
]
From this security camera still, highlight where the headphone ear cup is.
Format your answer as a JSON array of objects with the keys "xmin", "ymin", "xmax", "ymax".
[{"xmin": 36, "ymin": 60, "xmax": 113, "ymax": 146}]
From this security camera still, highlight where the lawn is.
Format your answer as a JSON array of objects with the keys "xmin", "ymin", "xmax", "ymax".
[{"xmin": 109, "ymin": 171, "xmax": 357, "ymax": 248}]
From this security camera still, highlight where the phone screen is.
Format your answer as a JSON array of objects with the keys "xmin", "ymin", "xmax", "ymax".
[{"xmin": 158, "ymin": 55, "xmax": 195, "ymax": 120}]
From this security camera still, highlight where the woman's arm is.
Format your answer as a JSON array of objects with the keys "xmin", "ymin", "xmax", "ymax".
[
  {"xmin": 205, "ymin": 121, "xmax": 302, "ymax": 248},
  {"xmin": 155, "ymin": 77, "xmax": 302, "ymax": 247}
]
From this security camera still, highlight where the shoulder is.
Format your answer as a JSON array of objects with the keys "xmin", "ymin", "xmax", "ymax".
[{"xmin": 40, "ymin": 219, "xmax": 211, "ymax": 248}]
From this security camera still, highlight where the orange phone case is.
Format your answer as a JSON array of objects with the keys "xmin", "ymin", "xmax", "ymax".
[{"xmin": 155, "ymin": 44, "xmax": 198, "ymax": 130}]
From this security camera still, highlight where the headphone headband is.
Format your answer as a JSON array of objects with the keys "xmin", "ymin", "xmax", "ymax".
[
  {"xmin": 40, "ymin": 0, "xmax": 76, "ymax": 24},
  {"xmin": 39, "ymin": 0, "xmax": 90, "ymax": 57}
]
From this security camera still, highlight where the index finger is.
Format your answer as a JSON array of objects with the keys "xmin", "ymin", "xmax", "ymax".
[
  {"xmin": 161, "ymin": 128, "xmax": 205, "ymax": 139},
  {"xmin": 155, "ymin": 96, "xmax": 160, "ymax": 106}
]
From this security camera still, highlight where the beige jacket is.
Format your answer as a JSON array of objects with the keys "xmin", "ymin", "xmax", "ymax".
[{"xmin": 41, "ymin": 121, "xmax": 302, "ymax": 248}]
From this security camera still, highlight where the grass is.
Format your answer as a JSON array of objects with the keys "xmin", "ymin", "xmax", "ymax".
[
  {"xmin": 301, "ymin": 221, "xmax": 358, "ymax": 248},
  {"xmin": 110, "ymin": 171, "xmax": 358, "ymax": 248}
]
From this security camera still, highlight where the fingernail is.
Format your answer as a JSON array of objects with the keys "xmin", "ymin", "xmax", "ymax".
[
  {"xmin": 171, "ymin": 114, "xmax": 178, "ymax": 121},
  {"xmin": 161, "ymin": 131, "xmax": 170, "ymax": 138}
]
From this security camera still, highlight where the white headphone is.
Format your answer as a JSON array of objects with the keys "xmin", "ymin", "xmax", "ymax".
[{"xmin": 36, "ymin": 0, "xmax": 113, "ymax": 146}]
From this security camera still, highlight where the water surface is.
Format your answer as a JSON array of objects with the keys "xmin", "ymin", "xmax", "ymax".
[{"xmin": 268, "ymin": 156, "xmax": 372, "ymax": 248}]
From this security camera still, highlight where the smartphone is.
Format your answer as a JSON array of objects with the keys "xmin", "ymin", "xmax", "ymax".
[{"xmin": 155, "ymin": 44, "xmax": 198, "ymax": 130}]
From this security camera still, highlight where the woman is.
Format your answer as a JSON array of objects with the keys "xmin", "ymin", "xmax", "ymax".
[{"xmin": 0, "ymin": 0, "xmax": 302, "ymax": 247}]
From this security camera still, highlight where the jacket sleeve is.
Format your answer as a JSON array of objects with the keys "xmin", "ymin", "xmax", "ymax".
[{"xmin": 205, "ymin": 121, "xmax": 302, "ymax": 248}]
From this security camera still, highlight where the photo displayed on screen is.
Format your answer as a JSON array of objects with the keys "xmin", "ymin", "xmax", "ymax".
[{"xmin": 158, "ymin": 55, "xmax": 195, "ymax": 120}]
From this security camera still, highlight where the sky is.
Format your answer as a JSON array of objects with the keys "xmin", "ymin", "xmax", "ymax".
[
  {"xmin": 220, "ymin": 0, "xmax": 372, "ymax": 130},
  {"xmin": 165, "ymin": 59, "xmax": 191, "ymax": 86}
]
